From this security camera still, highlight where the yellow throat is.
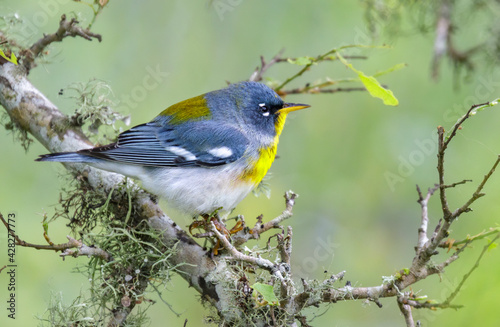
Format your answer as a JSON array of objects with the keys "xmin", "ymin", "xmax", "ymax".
[{"xmin": 240, "ymin": 112, "xmax": 288, "ymax": 184}]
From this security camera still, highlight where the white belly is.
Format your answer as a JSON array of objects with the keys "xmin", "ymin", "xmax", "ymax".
[
  {"xmin": 90, "ymin": 160, "xmax": 255, "ymax": 216},
  {"xmin": 143, "ymin": 164, "xmax": 255, "ymax": 216}
]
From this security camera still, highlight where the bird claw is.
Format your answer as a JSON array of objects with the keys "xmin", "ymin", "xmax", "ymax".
[
  {"xmin": 189, "ymin": 215, "xmax": 245, "ymax": 255},
  {"xmin": 228, "ymin": 220, "xmax": 244, "ymax": 234}
]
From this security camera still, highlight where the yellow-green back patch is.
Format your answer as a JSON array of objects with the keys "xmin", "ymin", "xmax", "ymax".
[{"xmin": 159, "ymin": 95, "xmax": 211, "ymax": 124}]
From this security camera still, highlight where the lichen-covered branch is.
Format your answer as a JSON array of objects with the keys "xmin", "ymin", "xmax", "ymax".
[
  {"xmin": 59, "ymin": 236, "xmax": 112, "ymax": 261},
  {"xmin": 0, "ymin": 59, "xmax": 235, "ymax": 324},
  {"xmin": 210, "ymin": 221, "xmax": 276, "ymax": 273}
]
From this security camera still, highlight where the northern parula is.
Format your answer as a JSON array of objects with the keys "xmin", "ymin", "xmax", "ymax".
[{"xmin": 37, "ymin": 81, "xmax": 309, "ymax": 216}]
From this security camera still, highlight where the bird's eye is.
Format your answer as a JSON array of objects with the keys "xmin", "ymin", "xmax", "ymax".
[{"xmin": 259, "ymin": 103, "xmax": 270, "ymax": 116}]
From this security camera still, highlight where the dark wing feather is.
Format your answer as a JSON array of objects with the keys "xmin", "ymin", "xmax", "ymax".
[{"xmin": 78, "ymin": 120, "xmax": 249, "ymax": 167}]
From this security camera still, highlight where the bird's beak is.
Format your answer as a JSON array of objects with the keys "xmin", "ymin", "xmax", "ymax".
[{"xmin": 278, "ymin": 102, "xmax": 310, "ymax": 114}]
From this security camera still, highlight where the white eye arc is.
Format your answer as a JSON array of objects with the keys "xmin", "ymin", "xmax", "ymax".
[{"xmin": 259, "ymin": 103, "xmax": 270, "ymax": 116}]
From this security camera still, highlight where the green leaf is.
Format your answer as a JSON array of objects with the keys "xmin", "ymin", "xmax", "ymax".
[
  {"xmin": 251, "ymin": 282, "xmax": 279, "ymax": 305},
  {"xmin": 488, "ymin": 242, "xmax": 498, "ymax": 251},
  {"xmin": 359, "ymin": 73, "xmax": 399, "ymax": 106},
  {"xmin": 337, "ymin": 52, "xmax": 399, "ymax": 106},
  {"xmin": 287, "ymin": 56, "xmax": 313, "ymax": 66},
  {"xmin": 0, "ymin": 49, "xmax": 18, "ymax": 65},
  {"xmin": 42, "ymin": 214, "xmax": 49, "ymax": 233}
]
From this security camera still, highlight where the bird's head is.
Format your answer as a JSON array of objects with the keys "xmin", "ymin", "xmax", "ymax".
[{"xmin": 206, "ymin": 81, "xmax": 310, "ymax": 138}]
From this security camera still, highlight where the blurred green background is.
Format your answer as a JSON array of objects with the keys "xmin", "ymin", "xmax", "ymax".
[{"xmin": 1, "ymin": 0, "xmax": 500, "ymax": 326}]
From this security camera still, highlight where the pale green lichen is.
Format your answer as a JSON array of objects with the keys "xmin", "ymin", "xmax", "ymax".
[
  {"xmin": 64, "ymin": 79, "xmax": 130, "ymax": 144},
  {"xmin": 38, "ymin": 176, "xmax": 180, "ymax": 325}
]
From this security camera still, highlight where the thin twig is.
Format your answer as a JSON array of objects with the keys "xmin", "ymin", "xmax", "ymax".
[
  {"xmin": 431, "ymin": 240, "xmax": 472, "ymax": 275},
  {"xmin": 275, "ymin": 46, "xmax": 371, "ymax": 91},
  {"xmin": 251, "ymin": 191, "xmax": 297, "ymax": 236},
  {"xmin": 440, "ymin": 234, "xmax": 500, "ymax": 307},
  {"xmin": 280, "ymin": 86, "xmax": 367, "ymax": 95},
  {"xmin": 451, "ymin": 155, "xmax": 500, "ymax": 218},
  {"xmin": 248, "ymin": 50, "xmax": 367, "ymax": 82},
  {"xmin": 324, "ymin": 271, "xmax": 346, "ymax": 285},
  {"xmin": 210, "ymin": 221, "xmax": 277, "ymax": 273},
  {"xmin": 275, "ymin": 55, "xmax": 367, "ymax": 63},
  {"xmin": 275, "ymin": 227, "xmax": 294, "ymax": 301},
  {"xmin": 191, "ymin": 231, "xmax": 215, "ymax": 238},
  {"xmin": 60, "ymin": 236, "xmax": 112, "ymax": 261},
  {"xmin": 435, "ymin": 103, "xmax": 488, "ymax": 220},
  {"xmin": 277, "ymin": 226, "xmax": 293, "ymax": 266},
  {"xmin": 437, "ymin": 126, "xmax": 452, "ymax": 220},
  {"xmin": 232, "ymin": 191, "xmax": 297, "ymax": 247},
  {"xmin": 1, "ymin": 213, "xmax": 68, "ymax": 251},
  {"xmin": 275, "ymin": 49, "xmax": 338, "ymax": 91},
  {"xmin": 249, "ymin": 49, "xmax": 285, "ymax": 82},
  {"xmin": 436, "ymin": 102, "xmax": 490, "ymax": 221},
  {"xmin": 0, "ymin": 213, "xmax": 110, "ymax": 260},
  {"xmin": 397, "ymin": 295, "xmax": 415, "ymax": 327},
  {"xmin": 444, "ymin": 102, "xmax": 490, "ymax": 149},
  {"xmin": 415, "ymin": 184, "xmax": 439, "ymax": 251},
  {"xmin": 21, "ymin": 14, "xmax": 102, "ymax": 72},
  {"xmin": 420, "ymin": 135, "xmax": 499, "ymax": 275},
  {"xmin": 438, "ymin": 227, "xmax": 500, "ymax": 249},
  {"xmin": 403, "ymin": 298, "xmax": 463, "ymax": 310},
  {"xmin": 443, "ymin": 179, "xmax": 472, "ymax": 189}
]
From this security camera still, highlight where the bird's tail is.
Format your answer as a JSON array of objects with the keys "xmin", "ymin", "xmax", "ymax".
[{"xmin": 36, "ymin": 152, "xmax": 99, "ymax": 163}]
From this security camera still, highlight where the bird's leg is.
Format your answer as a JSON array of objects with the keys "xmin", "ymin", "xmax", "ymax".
[
  {"xmin": 188, "ymin": 215, "xmax": 209, "ymax": 235},
  {"xmin": 228, "ymin": 220, "xmax": 244, "ymax": 234},
  {"xmin": 212, "ymin": 239, "xmax": 221, "ymax": 256},
  {"xmin": 211, "ymin": 217, "xmax": 230, "ymax": 238},
  {"xmin": 189, "ymin": 213, "xmax": 239, "ymax": 255}
]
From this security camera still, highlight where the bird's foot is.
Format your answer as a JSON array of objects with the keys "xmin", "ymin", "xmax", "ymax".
[
  {"xmin": 189, "ymin": 213, "xmax": 247, "ymax": 255},
  {"xmin": 189, "ymin": 214, "xmax": 233, "ymax": 255}
]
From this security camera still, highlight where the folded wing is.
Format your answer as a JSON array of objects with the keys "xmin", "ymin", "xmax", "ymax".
[{"xmin": 78, "ymin": 120, "xmax": 249, "ymax": 167}]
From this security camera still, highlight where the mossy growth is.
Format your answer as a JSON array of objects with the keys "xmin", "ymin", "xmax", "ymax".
[
  {"xmin": 39, "ymin": 174, "xmax": 181, "ymax": 325},
  {"xmin": 37, "ymin": 291, "xmax": 154, "ymax": 327},
  {"xmin": 64, "ymin": 79, "xmax": 130, "ymax": 145},
  {"xmin": 200, "ymin": 248, "xmax": 297, "ymax": 326}
]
